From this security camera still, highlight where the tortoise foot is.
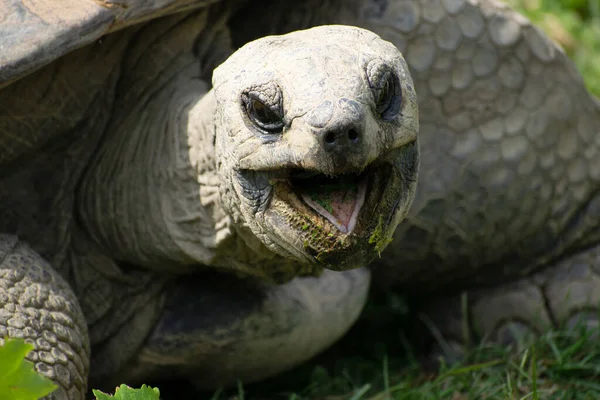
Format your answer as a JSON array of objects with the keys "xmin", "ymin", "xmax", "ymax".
[
  {"xmin": 0, "ymin": 235, "xmax": 89, "ymax": 400},
  {"xmin": 419, "ymin": 244, "xmax": 600, "ymax": 360},
  {"xmin": 119, "ymin": 268, "xmax": 370, "ymax": 389}
]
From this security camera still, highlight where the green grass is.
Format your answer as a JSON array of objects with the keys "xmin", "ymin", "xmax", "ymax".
[
  {"xmin": 290, "ymin": 329, "xmax": 600, "ymax": 399},
  {"xmin": 209, "ymin": 292, "xmax": 600, "ymax": 400}
]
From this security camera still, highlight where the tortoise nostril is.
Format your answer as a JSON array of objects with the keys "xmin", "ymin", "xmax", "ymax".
[
  {"xmin": 321, "ymin": 128, "xmax": 362, "ymax": 151},
  {"xmin": 324, "ymin": 131, "xmax": 336, "ymax": 144}
]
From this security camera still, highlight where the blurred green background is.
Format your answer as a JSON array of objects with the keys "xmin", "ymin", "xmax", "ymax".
[{"xmin": 506, "ymin": 0, "xmax": 599, "ymax": 95}]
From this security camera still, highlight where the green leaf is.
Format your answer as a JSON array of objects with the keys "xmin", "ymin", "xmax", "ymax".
[
  {"xmin": 0, "ymin": 337, "xmax": 58, "ymax": 400},
  {"xmin": 93, "ymin": 384, "xmax": 161, "ymax": 400}
]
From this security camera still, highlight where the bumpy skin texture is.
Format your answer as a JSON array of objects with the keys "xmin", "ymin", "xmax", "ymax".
[
  {"xmin": 0, "ymin": 235, "xmax": 89, "ymax": 400},
  {"xmin": 212, "ymin": 26, "xmax": 419, "ymax": 281},
  {"xmin": 0, "ymin": 2, "xmax": 418, "ymax": 396},
  {"xmin": 1, "ymin": 0, "xmax": 600, "ymax": 396},
  {"xmin": 234, "ymin": 0, "xmax": 600, "ymax": 289},
  {"xmin": 359, "ymin": 0, "xmax": 600, "ymax": 292},
  {"xmin": 231, "ymin": 0, "xmax": 600, "ymax": 347},
  {"xmin": 1, "ymin": 8, "xmax": 228, "ymax": 394},
  {"xmin": 352, "ymin": 0, "xmax": 600, "ymax": 346}
]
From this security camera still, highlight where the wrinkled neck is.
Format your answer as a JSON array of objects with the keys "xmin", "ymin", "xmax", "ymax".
[
  {"xmin": 78, "ymin": 72, "xmax": 230, "ymax": 271},
  {"xmin": 77, "ymin": 9, "xmax": 234, "ymax": 271}
]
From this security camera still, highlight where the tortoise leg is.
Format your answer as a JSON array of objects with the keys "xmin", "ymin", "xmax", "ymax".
[
  {"xmin": 419, "ymin": 244, "xmax": 600, "ymax": 359},
  {"xmin": 112, "ymin": 268, "xmax": 370, "ymax": 390},
  {"xmin": 0, "ymin": 234, "xmax": 89, "ymax": 400}
]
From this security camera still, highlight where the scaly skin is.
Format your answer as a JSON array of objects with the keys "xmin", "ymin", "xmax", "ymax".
[
  {"xmin": 80, "ymin": 23, "xmax": 419, "ymax": 388},
  {"xmin": 0, "ymin": 3, "xmax": 417, "ymax": 395},
  {"xmin": 0, "ymin": 8, "xmax": 229, "ymax": 395},
  {"xmin": 1, "ymin": 0, "xmax": 600, "ymax": 396},
  {"xmin": 355, "ymin": 0, "xmax": 600, "ymax": 347},
  {"xmin": 211, "ymin": 26, "xmax": 419, "ymax": 280},
  {"xmin": 231, "ymin": 0, "xmax": 600, "ymax": 348},
  {"xmin": 0, "ymin": 235, "xmax": 89, "ymax": 399}
]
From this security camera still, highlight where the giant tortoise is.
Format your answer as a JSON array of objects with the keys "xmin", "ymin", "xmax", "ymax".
[{"xmin": 1, "ymin": 0, "xmax": 599, "ymax": 398}]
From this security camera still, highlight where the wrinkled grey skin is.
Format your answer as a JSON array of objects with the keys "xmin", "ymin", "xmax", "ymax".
[
  {"xmin": 213, "ymin": 27, "xmax": 419, "ymax": 277},
  {"xmin": 1, "ymin": 0, "xmax": 600, "ymax": 398},
  {"xmin": 0, "ymin": 6, "xmax": 417, "ymax": 397}
]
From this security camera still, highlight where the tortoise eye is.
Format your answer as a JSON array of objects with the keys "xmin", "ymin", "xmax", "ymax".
[
  {"xmin": 243, "ymin": 94, "xmax": 284, "ymax": 134},
  {"xmin": 371, "ymin": 69, "xmax": 402, "ymax": 121}
]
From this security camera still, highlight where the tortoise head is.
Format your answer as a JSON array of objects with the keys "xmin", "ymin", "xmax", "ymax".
[{"xmin": 212, "ymin": 25, "xmax": 420, "ymax": 270}]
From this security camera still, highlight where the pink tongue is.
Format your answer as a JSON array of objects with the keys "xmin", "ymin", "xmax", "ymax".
[{"xmin": 301, "ymin": 184, "xmax": 366, "ymax": 234}]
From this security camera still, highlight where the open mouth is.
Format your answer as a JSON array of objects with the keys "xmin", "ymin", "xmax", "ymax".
[
  {"xmin": 289, "ymin": 171, "xmax": 367, "ymax": 234},
  {"xmin": 266, "ymin": 164, "xmax": 387, "ymax": 236},
  {"xmin": 238, "ymin": 141, "xmax": 417, "ymax": 271},
  {"xmin": 248, "ymin": 152, "xmax": 408, "ymax": 269}
]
